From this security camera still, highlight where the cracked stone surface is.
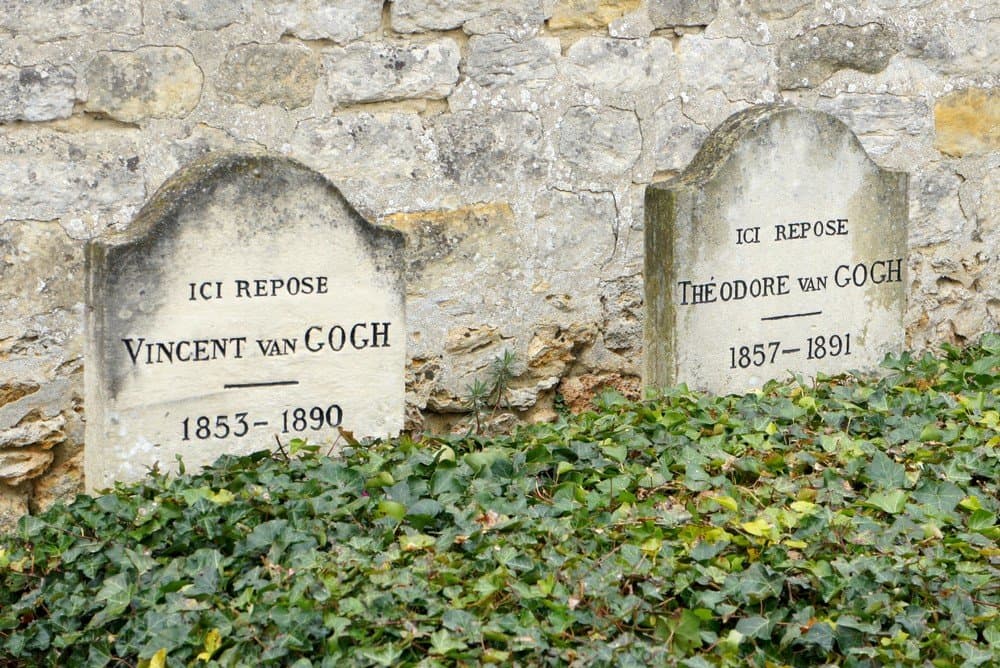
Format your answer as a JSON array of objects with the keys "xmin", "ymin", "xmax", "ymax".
[
  {"xmin": 558, "ymin": 106, "xmax": 643, "ymax": 180},
  {"xmin": 464, "ymin": 35, "xmax": 560, "ymax": 87},
  {"xmin": 0, "ymin": 64, "xmax": 76, "ymax": 122},
  {"xmin": 165, "ymin": 0, "xmax": 250, "ymax": 30},
  {"xmin": 85, "ymin": 47, "xmax": 204, "ymax": 122},
  {"xmin": 392, "ymin": 0, "xmax": 547, "ymax": 33},
  {"xmin": 777, "ymin": 23, "xmax": 900, "ymax": 89},
  {"xmin": 264, "ymin": 0, "xmax": 382, "ymax": 43},
  {"xmin": 549, "ymin": 0, "xmax": 642, "ymax": 30},
  {"xmin": 216, "ymin": 43, "xmax": 320, "ymax": 109},
  {"xmin": 0, "ymin": 0, "xmax": 143, "ymax": 40},
  {"xmin": 648, "ymin": 0, "xmax": 720, "ymax": 27},
  {"xmin": 325, "ymin": 40, "xmax": 461, "ymax": 106},
  {"xmin": 0, "ymin": 129, "xmax": 146, "ymax": 233}
]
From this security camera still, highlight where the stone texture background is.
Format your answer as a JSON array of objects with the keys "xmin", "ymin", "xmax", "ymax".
[{"xmin": 0, "ymin": 0, "xmax": 997, "ymax": 527}]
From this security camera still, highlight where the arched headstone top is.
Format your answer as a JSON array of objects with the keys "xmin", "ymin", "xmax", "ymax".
[
  {"xmin": 91, "ymin": 152, "xmax": 404, "ymax": 295},
  {"xmin": 644, "ymin": 105, "xmax": 907, "ymax": 395},
  {"xmin": 85, "ymin": 152, "xmax": 405, "ymax": 490},
  {"xmin": 674, "ymin": 104, "xmax": 890, "ymax": 189}
]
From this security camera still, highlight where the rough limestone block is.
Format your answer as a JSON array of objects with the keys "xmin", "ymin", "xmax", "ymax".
[
  {"xmin": 0, "ymin": 484, "xmax": 29, "ymax": 533},
  {"xmin": 432, "ymin": 110, "xmax": 544, "ymax": 188},
  {"xmin": 325, "ymin": 40, "xmax": 461, "ymax": 106},
  {"xmin": 909, "ymin": 164, "xmax": 967, "ymax": 247},
  {"xmin": 463, "ymin": 4, "xmax": 549, "ymax": 39},
  {"xmin": 31, "ymin": 446, "xmax": 84, "ymax": 513},
  {"xmin": 391, "ymin": 0, "xmax": 546, "ymax": 32},
  {"xmin": 648, "ymin": 0, "xmax": 719, "ymax": 27},
  {"xmin": 548, "ymin": 0, "xmax": 642, "ymax": 30},
  {"xmin": 0, "ymin": 130, "xmax": 146, "ymax": 233},
  {"xmin": 815, "ymin": 94, "xmax": 932, "ymax": 139},
  {"xmin": 292, "ymin": 112, "xmax": 439, "ymax": 212},
  {"xmin": 0, "ymin": 220, "xmax": 82, "ymax": 321},
  {"xmin": 216, "ymin": 43, "xmax": 320, "ymax": 109},
  {"xmin": 85, "ymin": 154, "xmax": 405, "ymax": 489},
  {"xmin": 558, "ymin": 106, "xmax": 642, "ymax": 180},
  {"xmin": 678, "ymin": 34, "xmax": 774, "ymax": 102},
  {"xmin": 934, "ymin": 89, "xmax": 1000, "ymax": 157},
  {"xmin": 646, "ymin": 99, "xmax": 710, "ymax": 173},
  {"xmin": 0, "ymin": 64, "xmax": 76, "ymax": 122},
  {"xmin": 747, "ymin": 0, "xmax": 811, "ymax": 19},
  {"xmin": 0, "ymin": 0, "xmax": 142, "ymax": 40},
  {"xmin": 644, "ymin": 105, "xmax": 907, "ymax": 395},
  {"xmin": 166, "ymin": 0, "xmax": 250, "ymax": 29},
  {"xmin": 265, "ymin": 0, "xmax": 382, "ymax": 43},
  {"xmin": 464, "ymin": 35, "xmax": 560, "ymax": 87},
  {"xmin": 778, "ymin": 23, "xmax": 900, "ymax": 89},
  {"xmin": 0, "ymin": 448, "xmax": 53, "ymax": 486},
  {"xmin": 563, "ymin": 37, "xmax": 675, "ymax": 96},
  {"xmin": 85, "ymin": 47, "xmax": 204, "ymax": 123},
  {"xmin": 533, "ymin": 189, "xmax": 618, "ymax": 287}
]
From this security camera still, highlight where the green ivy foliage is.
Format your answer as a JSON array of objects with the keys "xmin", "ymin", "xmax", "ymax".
[{"xmin": 3, "ymin": 336, "xmax": 1000, "ymax": 667}]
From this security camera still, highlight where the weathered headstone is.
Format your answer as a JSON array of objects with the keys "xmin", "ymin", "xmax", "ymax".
[
  {"xmin": 85, "ymin": 154, "xmax": 405, "ymax": 490},
  {"xmin": 644, "ymin": 105, "xmax": 907, "ymax": 395}
]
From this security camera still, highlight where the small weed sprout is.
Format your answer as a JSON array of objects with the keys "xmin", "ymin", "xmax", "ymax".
[
  {"xmin": 464, "ymin": 377, "xmax": 491, "ymax": 434},
  {"xmin": 463, "ymin": 348, "xmax": 519, "ymax": 433}
]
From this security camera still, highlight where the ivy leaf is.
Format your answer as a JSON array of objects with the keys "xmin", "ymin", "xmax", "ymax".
[
  {"xmin": 670, "ymin": 610, "xmax": 703, "ymax": 652},
  {"xmin": 87, "ymin": 573, "xmax": 133, "ymax": 629},
  {"xmin": 984, "ymin": 624, "xmax": 1000, "ymax": 647},
  {"xmin": 196, "ymin": 628, "xmax": 222, "ymax": 662},
  {"xmin": 735, "ymin": 615, "xmax": 771, "ymax": 639},
  {"xmin": 800, "ymin": 621, "xmax": 835, "ymax": 652},
  {"xmin": 740, "ymin": 518, "xmax": 774, "ymax": 537},
  {"xmin": 967, "ymin": 510, "xmax": 996, "ymax": 531},
  {"xmin": 359, "ymin": 646, "xmax": 403, "ymax": 666},
  {"xmin": 429, "ymin": 629, "xmax": 468, "ymax": 656},
  {"xmin": 149, "ymin": 648, "xmax": 167, "ymax": 668},
  {"xmin": 912, "ymin": 481, "xmax": 965, "ymax": 515},
  {"xmin": 865, "ymin": 451, "xmax": 906, "ymax": 489},
  {"xmin": 866, "ymin": 490, "xmax": 908, "ymax": 514},
  {"xmin": 399, "ymin": 533, "xmax": 436, "ymax": 552}
]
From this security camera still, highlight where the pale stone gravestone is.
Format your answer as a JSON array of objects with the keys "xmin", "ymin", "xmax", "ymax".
[
  {"xmin": 644, "ymin": 105, "xmax": 906, "ymax": 395},
  {"xmin": 85, "ymin": 154, "xmax": 405, "ymax": 490}
]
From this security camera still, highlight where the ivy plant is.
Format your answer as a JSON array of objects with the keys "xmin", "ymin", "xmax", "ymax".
[{"xmin": 2, "ymin": 336, "xmax": 999, "ymax": 667}]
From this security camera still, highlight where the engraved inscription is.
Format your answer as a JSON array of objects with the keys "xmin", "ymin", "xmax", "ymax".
[
  {"xmin": 644, "ymin": 106, "xmax": 907, "ymax": 396},
  {"xmin": 674, "ymin": 217, "xmax": 901, "ymax": 377},
  {"xmin": 85, "ymin": 154, "xmax": 406, "ymax": 490}
]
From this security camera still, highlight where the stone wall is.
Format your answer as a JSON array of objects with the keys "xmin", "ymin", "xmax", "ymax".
[{"xmin": 0, "ymin": 0, "xmax": 997, "ymax": 526}]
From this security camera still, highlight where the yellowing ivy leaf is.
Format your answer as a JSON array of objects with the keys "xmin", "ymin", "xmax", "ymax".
[
  {"xmin": 790, "ymin": 500, "xmax": 818, "ymax": 514},
  {"xmin": 740, "ymin": 519, "xmax": 773, "ymax": 537},
  {"xmin": 378, "ymin": 500, "xmax": 407, "ymax": 521},
  {"xmin": 641, "ymin": 537, "xmax": 662, "ymax": 556},
  {"xmin": 197, "ymin": 628, "xmax": 222, "ymax": 661},
  {"xmin": 399, "ymin": 533, "xmax": 436, "ymax": 552},
  {"xmin": 797, "ymin": 396, "xmax": 818, "ymax": 411},
  {"xmin": 712, "ymin": 495, "xmax": 739, "ymax": 512},
  {"xmin": 960, "ymin": 495, "xmax": 984, "ymax": 511},
  {"xmin": 208, "ymin": 489, "xmax": 235, "ymax": 505},
  {"xmin": 150, "ymin": 648, "xmax": 167, "ymax": 668}
]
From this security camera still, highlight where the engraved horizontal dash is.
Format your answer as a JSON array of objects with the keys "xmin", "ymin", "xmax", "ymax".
[
  {"xmin": 223, "ymin": 380, "xmax": 300, "ymax": 389},
  {"xmin": 253, "ymin": 421, "xmax": 269, "ymax": 427},
  {"xmin": 782, "ymin": 348, "xmax": 801, "ymax": 354},
  {"xmin": 760, "ymin": 311, "xmax": 823, "ymax": 322}
]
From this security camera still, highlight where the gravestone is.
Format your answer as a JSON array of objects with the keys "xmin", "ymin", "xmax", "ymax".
[
  {"xmin": 644, "ymin": 105, "xmax": 907, "ymax": 395},
  {"xmin": 85, "ymin": 153, "xmax": 405, "ymax": 490}
]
